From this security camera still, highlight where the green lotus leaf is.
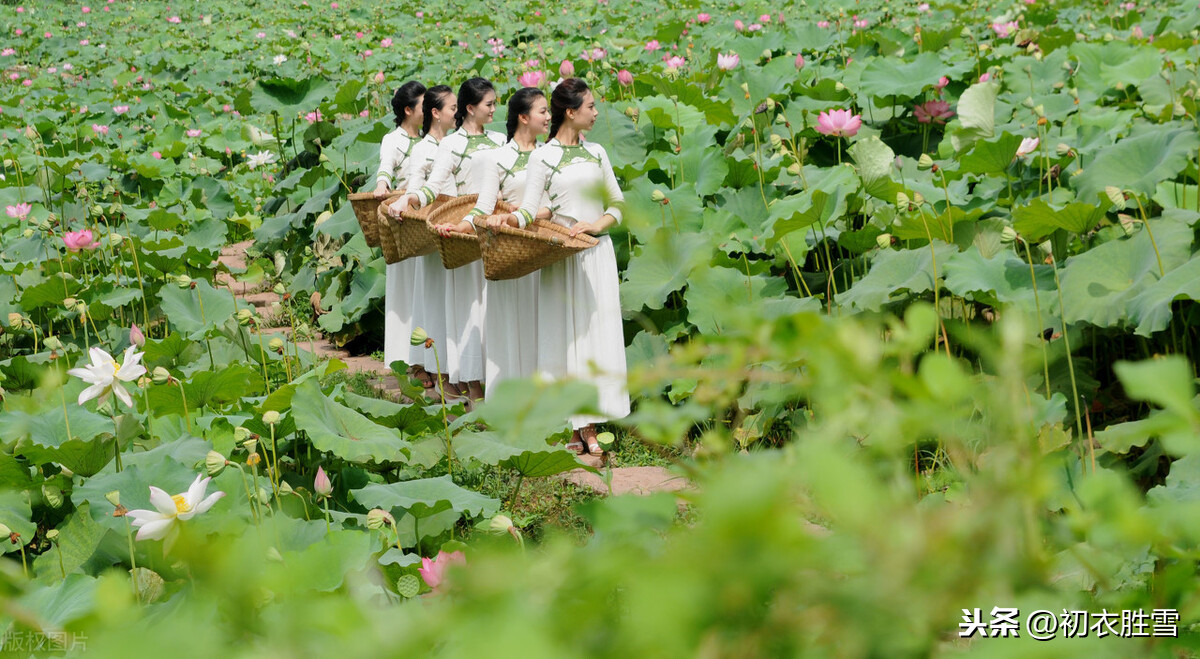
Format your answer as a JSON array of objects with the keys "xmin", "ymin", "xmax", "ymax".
[
  {"xmin": 0, "ymin": 490, "xmax": 36, "ymax": 553},
  {"xmin": 837, "ymin": 242, "xmax": 959, "ymax": 312},
  {"xmin": 32, "ymin": 503, "xmax": 110, "ymax": 580},
  {"xmin": 158, "ymin": 279, "xmax": 251, "ymax": 341},
  {"xmin": 859, "ymin": 52, "xmax": 944, "ymax": 100},
  {"xmin": 1012, "ymin": 197, "xmax": 1111, "ymax": 241},
  {"xmin": 1072, "ymin": 126, "xmax": 1200, "ymax": 204},
  {"xmin": 621, "ymin": 229, "xmax": 710, "ymax": 311},
  {"xmin": 291, "ymin": 379, "xmax": 409, "ymax": 465},
  {"xmin": 351, "ymin": 475, "xmax": 499, "ymax": 520}
]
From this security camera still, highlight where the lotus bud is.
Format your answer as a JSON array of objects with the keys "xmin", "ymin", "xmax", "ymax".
[
  {"xmin": 273, "ymin": 282, "xmax": 287, "ymax": 296},
  {"xmin": 917, "ymin": 154, "xmax": 935, "ymax": 171},
  {"xmin": 1104, "ymin": 186, "xmax": 1127, "ymax": 210},
  {"xmin": 247, "ymin": 452, "xmax": 262, "ymax": 467},
  {"xmin": 410, "ymin": 327, "xmax": 428, "ymax": 346},
  {"xmin": 314, "ymin": 466, "xmax": 333, "ymax": 499},
  {"xmin": 152, "ymin": 366, "xmax": 171, "ymax": 384},
  {"xmin": 24, "ymin": 125, "xmax": 37, "ymax": 140},
  {"xmin": 21, "ymin": 228, "xmax": 33, "ymax": 238},
  {"xmin": 44, "ymin": 336, "xmax": 63, "ymax": 351},
  {"xmin": 105, "ymin": 491, "xmax": 121, "ymax": 506},
  {"xmin": 129, "ymin": 324, "xmax": 145, "ymax": 347},
  {"xmin": 366, "ymin": 508, "xmax": 394, "ymax": 530},
  {"xmin": 876, "ymin": 233, "xmax": 893, "ymax": 249},
  {"xmin": 1001, "ymin": 226, "xmax": 1019, "ymax": 243},
  {"xmin": 895, "ymin": 192, "xmax": 910, "ymax": 207},
  {"xmin": 0, "ymin": 523, "xmax": 10, "ymax": 538},
  {"xmin": 650, "ymin": 189, "xmax": 666, "ymax": 203},
  {"xmin": 256, "ymin": 486, "xmax": 271, "ymax": 504},
  {"xmin": 624, "ymin": 105, "xmax": 639, "ymax": 120},
  {"xmin": 176, "ymin": 274, "xmax": 192, "ymax": 288},
  {"xmin": 761, "ymin": 48, "xmax": 772, "ymax": 61},
  {"xmin": 268, "ymin": 337, "xmax": 285, "ymax": 352},
  {"xmin": 205, "ymin": 450, "xmax": 228, "ymax": 476},
  {"xmin": 262, "ymin": 410, "xmax": 281, "ymax": 425},
  {"xmin": 960, "ymin": 27, "xmax": 973, "ymax": 38}
]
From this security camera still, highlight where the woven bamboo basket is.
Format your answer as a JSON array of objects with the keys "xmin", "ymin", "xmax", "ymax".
[
  {"xmin": 376, "ymin": 194, "xmax": 449, "ymax": 264},
  {"xmin": 477, "ymin": 203, "xmax": 599, "ymax": 281},
  {"xmin": 348, "ymin": 191, "xmax": 385, "ymax": 247},
  {"xmin": 427, "ymin": 195, "xmax": 485, "ymax": 270}
]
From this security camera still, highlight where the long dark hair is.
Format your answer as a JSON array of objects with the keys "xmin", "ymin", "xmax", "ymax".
[
  {"xmin": 454, "ymin": 77, "xmax": 494, "ymax": 129},
  {"xmin": 549, "ymin": 77, "xmax": 589, "ymax": 140},
  {"xmin": 421, "ymin": 85, "xmax": 453, "ymax": 135},
  {"xmin": 391, "ymin": 81, "xmax": 426, "ymax": 127},
  {"xmin": 505, "ymin": 87, "xmax": 545, "ymax": 141}
]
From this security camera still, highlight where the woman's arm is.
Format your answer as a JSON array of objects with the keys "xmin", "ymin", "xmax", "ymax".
[
  {"xmin": 509, "ymin": 150, "xmax": 550, "ymax": 229},
  {"xmin": 374, "ymin": 132, "xmax": 398, "ymax": 194},
  {"xmin": 412, "ymin": 138, "xmax": 457, "ymax": 208},
  {"xmin": 469, "ymin": 151, "xmax": 501, "ymax": 226},
  {"xmin": 569, "ymin": 147, "xmax": 624, "ymax": 236}
]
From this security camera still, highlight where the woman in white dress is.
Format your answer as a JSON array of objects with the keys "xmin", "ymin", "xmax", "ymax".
[
  {"xmin": 373, "ymin": 81, "xmax": 428, "ymax": 388},
  {"xmin": 499, "ymin": 78, "xmax": 630, "ymax": 455},
  {"xmin": 387, "ymin": 85, "xmax": 461, "ymax": 397},
  {"xmin": 436, "ymin": 87, "xmax": 552, "ymax": 401},
  {"xmin": 391, "ymin": 77, "xmax": 505, "ymax": 402}
]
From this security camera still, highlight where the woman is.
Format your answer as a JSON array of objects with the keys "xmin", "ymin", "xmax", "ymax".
[
  {"xmin": 438, "ymin": 86, "xmax": 552, "ymax": 401},
  {"xmin": 392, "ymin": 77, "xmax": 505, "ymax": 402},
  {"xmin": 499, "ymin": 78, "xmax": 630, "ymax": 455},
  {"xmin": 373, "ymin": 81, "xmax": 429, "ymax": 389},
  {"xmin": 389, "ymin": 84, "xmax": 460, "ymax": 397}
]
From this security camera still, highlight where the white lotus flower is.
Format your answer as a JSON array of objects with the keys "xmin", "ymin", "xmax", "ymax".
[
  {"xmin": 1015, "ymin": 137, "xmax": 1040, "ymax": 158},
  {"xmin": 273, "ymin": 54, "xmax": 287, "ymax": 66},
  {"xmin": 246, "ymin": 150, "xmax": 278, "ymax": 169},
  {"xmin": 67, "ymin": 346, "xmax": 146, "ymax": 408},
  {"xmin": 126, "ymin": 474, "xmax": 225, "ymax": 548}
]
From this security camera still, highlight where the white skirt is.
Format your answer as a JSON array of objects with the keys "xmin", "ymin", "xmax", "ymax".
[
  {"xmin": 483, "ymin": 271, "xmax": 539, "ymax": 398},
  {"xmin": 444, "ymin": 260, "xmax": 486, "ymax": 383},
  {"xmin": 410, "ymin": 252, "xmax": 448, "ymax": 374},
  {"xmin": 536, "ymin": 235, "xmax": 629, "ymax": 429},
  {"xmin": 383, "ymin": 259, "xmax": 417, "ymax": 371}
]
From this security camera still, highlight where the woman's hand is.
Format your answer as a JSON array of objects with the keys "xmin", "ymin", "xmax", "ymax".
[
  {"xmin": 436, "ymin": 221, "xmax": 475, "ymax": 236},
  {"xmin": 372, "ymin": 182, "xmax": 389, "ymax": 197},
  {"xmin": 387, "ymin": 194, "xmax": 414, "ymax": 219},
  {"xmin": 487, "ymin": 213, "xmax": 515, "ymax": 229},
  {"xmin": 535, "ymin": 207, "xmax": 552, "ymax": 221},
  {"xmin": 568, "ymin": 221, "xmax": 597, "ymax": 237}
]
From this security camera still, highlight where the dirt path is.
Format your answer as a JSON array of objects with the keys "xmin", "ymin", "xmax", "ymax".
[{"xmin": 215, "ymin": 239, "xmax": 686, "ymax": 498}]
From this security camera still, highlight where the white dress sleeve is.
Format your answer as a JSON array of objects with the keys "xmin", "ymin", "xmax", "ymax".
[
  {"xmin": 375, "ymin": 130, "xmax": 399, "ymax": 188},
  {"xmin": 400, "ymin": 142, "xmax": 428, "ymax": 194},
  {"xmin": 513, "ymin": 148, "xmax": 551, "ymax": 229},
  {"xmin": 470, "ymin": 149, "xmax": 501, "ymax": 221},
  {"xmin": 415, "ymin": 135, "xmax": 458, "ymax": 206},
  {"xmin": 597, "ymin": 146, "xmax": 624, "ymax": 224}
]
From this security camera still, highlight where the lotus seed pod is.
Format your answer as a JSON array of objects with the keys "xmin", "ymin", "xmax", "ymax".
[
  {"xmin": 152, "ymin": 366, "xmax": 171, "ymax": 384},
  {"xmin": 366, "ymin": 508, "xmax": 394, "ymax": 530},
  {"xmin": 1037, "ymin": 241, "xmax": 1053, "ymax": 256},
  {"xmin": 262, "ymin": 410, "xmax": 281, "ymax": 425},
  {"xmin": 787, "ymin": 162, "xmax": 801, "ymax": 175},
  {"xmin": 105, "ymin": 491, "xmax": 121, "ymax": 507},
  {"xmin": 44, "ymin": 336, "xmax": 62, "ymax": 351},
  {"xmin": 410, "ymin": 327, "xmax": 428, "ymax": 346},
  {"xmin": 0, "ymin": 523, "xmax": 10, "ymax": 538},
  {"xmin": 90, "ymin": 204, "xmax": 105, "ymax": 217},
  {"xmin": 769, "ymin": 134, "xmax": 782, "ymax": 148},
  {"xmin": 205, "ymin": 451, "xmax": 228, "ymax": 476},
  {"xmin": 1033, "ymin": 104, "xmax": 1045, "ymax": 117},
  {"xmin": 43, "ymin": 484, "xmax": 63, "ymax": 508},
  {"xmin": 268, "ymin": 337, "xmax": 285, "ymax": 352},
  {"xmin": 895, "ymin": 192, "xmax": 910, "ymax": 207},
  {"xmin": 1001, "ymin": 226, "xmax": 1019, "ymax": 243},
  {"xmin": 176, "ymin": 274, "xmax": 192, "ymax": 288},
  {"xmin": 236, "ymin": 308, "xmax": 255, "ymax": 325},
  {"xmin": 876, "ymin": 233, "xmax": 893, "ymax": 249},
  {"xmin": 274, "ymin": 252, "xmax": 286, "ymax": 277},
  {"xmin": 266, "ymin": 546, "xmax": 283, "ymax": 562},
  {"xmin": 911, "ymin": 191, "xmax": 925, "ymax": 205},
  {"xmin": 273, "ymin": 283, "xmax": 287, "ymax": 296},
  {"xmin": 834, "ymin": 81, "xmax": 846, "ymax": 92},
  {"xmin": 396, "ymin": 574, "xmax": 421, "ymax": 598},
  {"xmin": 257, "ymin": 487, "xmax": 271, "ymax": 504},
  {"xmin": 46, "ymin": 529, "xmax": 59, "ymax": 541},
  {"xmin": 1055, "ymin": 142, "xmax": 1072, "ymax": 156},
  {"xmin": 243, "ymin": 438, "xmax": 259, "ymax": 454},
  {"xmin": 315, "ymin": 210, "xmax": 332, "ymax": 226},
  {"xmin": 21, "ymin": 228, "xmax": 33, "ymax": 238},
  {"xmin": 109, "ymin": 232, "xmax": 124, "ymax": 245},
  {"xmin": 1104, "ymin": 186, "xmax": 1127, "ymax": 210},
  {"xmin": 596, "ymin": 432, "xmax": 615, "ymax": 449},
  {"xmin": 917, "ymin": 154, "xmax": 935, "ymax": 171},
  {"xmin": 650, "ymin": 189, "xmax": 666, "ymax": 203}
]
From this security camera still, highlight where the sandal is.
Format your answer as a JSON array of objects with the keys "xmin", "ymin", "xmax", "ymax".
[
  {"xmin": 580, "ymin": 426, "xmax": 603, "ymax": 456},
  {"xmin": 565, "ymin": 430, "xmax": 586, "ymax": 456},
  {"xmin": 412, "ymin": 367, "xmax": 435, "ymax": 389}
]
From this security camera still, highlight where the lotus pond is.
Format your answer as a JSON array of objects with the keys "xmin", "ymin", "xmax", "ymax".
[{"xmin": 3, "ymin": 0, "xmax": 1200, "ymax": 655}]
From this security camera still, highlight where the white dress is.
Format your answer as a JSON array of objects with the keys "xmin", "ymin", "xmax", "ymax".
[
  {"xmin": 470, "ymin": 141, "xmax": 542, "ymax": 398},
  {"xmin": 377, "ymin": 127, "xmax": 421, "ymax": 373},
  {"xmin": 413, "ymin": 128, "xmax": 506, "ymax": 383},
  {"xmin": 514, "ymin": 139, "xmax": 630, "ymax": 429},
  {"xmin": 397, "ymin": 134, "xmax": 449, "ymax": 374}
]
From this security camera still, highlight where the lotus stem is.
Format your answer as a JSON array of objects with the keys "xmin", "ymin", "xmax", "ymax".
[
  {"xmin": 431, "ymin": 343, "xmax": 453, "ymax": 479},
  {"xmin": 123, "ymin": 517, "xmax": 140, "ymax": 603},
  {"xmin": 1048, "ymin": 253, "xmax": 1086, "ymax": 456}
]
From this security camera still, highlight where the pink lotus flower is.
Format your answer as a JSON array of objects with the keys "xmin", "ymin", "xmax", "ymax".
[
  {"xmin": 355, "ymin": 31, "xmax": 364, "ymax": 39},
  {"xmin": 380, "ymin": 38, "xmax": 392, "ymax": 48},
  {"xmin": 917, "ymin": 3, "xmax": 930, "ymax": 11},
  {"xmin": 113, "ymin": 105, "xmax": 129, "ymax": 114},
  {"xmin": 331, "ymin": 1, "xmax": 339, "ymax": 7},
  {"xmin": 664, "ymin": 55, "xmax": 685, "ymax": 70},
  {"xmin": 21, "ymin": 79, "xmax": 30, "ymax": 87},
  {"xmin": 419, "ymin": 551, "xmax": 466, "ymax": 592},
  {"xmin": 373, "ymin": 71, "xmax": 385, "ymax": 84},
  {"xmin": 717, "ymin": 53, "xmax": 739, "ymax": 70},
  {"xmin": 1131, "ymin": 25, "xmax": 1144, "ymax": 39},
  {"xmin": 359, "ymin": 109, "xmax": 369, "ymax": 117},
  {"xmin": 759, "ymin": 13, "xmax": 771, "ymax": 22},
  {"xmin": 817, "ymin": 20, "xmax": 830, "ymax": 28},
  {"xmin": 1015, "ymin": 137, "xmax": 1039, "ymax": 158},
  {"xmin": 734, "ymin": 19, "xmax": 745, "ymax": 31},
  {"xmin": 92, "ymin": 123, "xmax": 109, "ymax": 135},
  {"xmin": 44, "ymin": 32, "xmax": 51, "ymax": 38},
  {"xmin": 256, "ymin": 32, "xmax": 266, "ymax": 38},
  {"xmin": 748, "ymin": 23, "xmax": 763, "ymax": 31},
  {"xmin": 222, "ymin": 104, "xmax": 231, "ymax": 112},
  {"xmin": 152, "ymin": 151, "xmax": 162, "ymax": 159},
  {"xmin": 913, "ymin": 100, "xmax": 954, "ymax": 124},
  {"xmin": 589, "ymin": 47, "xmax": 606, "ymax": 61},
  {"xmin": 14, "ymin": 30, "xmax": 21, "ymax": 36},
  {"xmin": 524, "ymin": 58, "xmax": 540, "ymax": 67},
  {"xmin": 990, "ymin": 21, "xmax": 1018, "ymax": 38},
  {"xmin": 314, "ymin": 466, "xmax": 332, "ymax": 498},
  {"xmin": 130, "ymin": 324, "xmax": 145, "ymax": 347},
  {"xmin": 644, "ymin": 39, "xmax": 661, "ymax": 51},
  {"xmin": 979, "ymin": 72, "xmax": 991, "ymax": 82},
  {"xmin": 63, "ymin": 229, "xmax": 100, "ymax": 251},
  {"xmin": 8, "ymin": 73, "xmax": 18, "ymax": 81},
  {"xmin": 186, "ymin": 129, "xmax": 201, "ymax": 137},
  {"xmin": 82, "ymin": 5, "xmax": 90, "ymax": 12},
  {"xmin": 6, "ymin": 203, "xmax": 31, "ymax": 220},
  {"xmin": 618, "ymin": 69, "xmax": 633, "ymax": 86},
  {"xmin": 816, "ymin": 109, "xmax": 862, "ymax": 137},
  {"xmin": 697, "ymin": 12, "xmax": 711, "ymax": 23},
  {"xmin": 305, "ymin": 110, "xmax": 323, "ymax": 123},
  {"xmin": 1, "ymin": 48, "xmax": 13, "ymax": 57},
  {"xmin": 15, "ymin": 6, "xmax": 23, "ymax": 13},
  {"xmin": 795, "ymin": 53, "xmax": 805, "ymax": 69},
  {"xmin": 415, "ymin": 11, "xmax": 424, "ymax": 17},
  {"xmin": 559, "ymin": 59, "xmax": 574, "ymax": 77},
  {"xmin": 934, "ymin": 75, "xmax": 949, "ymax": 91},
  {"xmin": 519, "ymin": 70, "xmax": 546, "ymax": 87},
  {"xmin": 853, "ymin": 18, "xmax": 868, "ymax": 28},
  {"xmin": 167, "ymin": 16, "xmax": 181, "ymax": 24}
]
